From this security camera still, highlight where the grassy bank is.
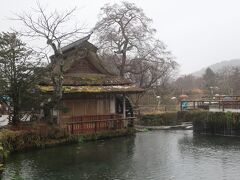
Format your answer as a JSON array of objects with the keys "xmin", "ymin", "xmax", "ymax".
[
  {"xmin": 0, "ymin": 127, "xmax": 74, "ymax": 154},
  {"xmin": 140, "ymin": 111, "xmax": 192, "ymax": 126},
  {"xmin": 140, "ymin": 110, "xmax": 240, "ymax": 137},
  {"xmin": 0, "ymin": 123, "xmax": 135, "ymax": 172},
  {"xmin": 0, "ymin": 126, "xmax": 135, "ymax": 153}
]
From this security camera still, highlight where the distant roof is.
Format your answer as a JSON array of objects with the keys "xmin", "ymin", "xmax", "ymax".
[{"xmin": 61, "ymin": 34, "xmax": 97, "ymax": 53}]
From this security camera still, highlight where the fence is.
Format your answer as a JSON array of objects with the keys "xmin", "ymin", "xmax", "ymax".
[
  {"xmin": 180, "ymin": 100, "xmax": 240, "ymax": 112},
  {"xmin": 66, "ymin": 116, "xmax": 135, "ymax": 135}
]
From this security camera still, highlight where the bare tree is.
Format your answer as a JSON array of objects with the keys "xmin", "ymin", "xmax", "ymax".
[
  {"xmin": 128, "ymin": 48, "xmax": 176, "ymax": 90},
  {"xmin": 174, "ymin": 75, "xmax": 205, "ymax": 92},
  {"xmin": 216, "ymin": 67, "xmax": 240, "ymax": 95},
  {"xmin": 15, "ymin": 3, "xmax": 84, "ymax": 107},
  {"xmin": 94, "ymin": 1, "xmax": 166, "ymax": 77},
  {"xmin": 129, "ymin": 55, "xmax": 176, "ymax": 106},
  {"xmin": 94, "ymin": 2, "xmax": 177, "ymax": 107}
]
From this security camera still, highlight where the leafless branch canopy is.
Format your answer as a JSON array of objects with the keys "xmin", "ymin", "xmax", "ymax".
[
  {"xmin": 15, "ymin": 3, "xmax": 85, "ymax": 56},
  {"xmin": 14, "ymin": 2, "xmax": 87, "ymax": 105},
  {"xmin": 94, "ymin": 1, "xmax": 178, "ymax": 88}
]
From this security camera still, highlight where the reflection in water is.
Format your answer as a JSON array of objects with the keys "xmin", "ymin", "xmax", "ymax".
[
  {"xmin": 2, "ymin": 131, "xmax": 240, "ymax": 180},
  {"xmin": 178, "ymin": 133, "xmax": 240, "ymax": 180},
  {"xmin": 2, "ymin": 137, "xmax": 136, "ymax": 180}
]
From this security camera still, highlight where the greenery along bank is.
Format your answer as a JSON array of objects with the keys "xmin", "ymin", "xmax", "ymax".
[
  {"xmin": 0, "ymin": 124, "xmax": 135, "ymax": 173},
  {"xmin": 192, "ymin": 111, "xmax": 240, "ymax": 136},
  {"xmin": 140, "ymin": 111, "xmax": 240, "ymax": 136},
  {"xmin": 140, "ymin": 111, "xmax": 191, "ymax": 126}
]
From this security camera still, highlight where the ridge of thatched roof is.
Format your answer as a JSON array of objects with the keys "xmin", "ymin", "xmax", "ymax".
[
  {"xmin": 58, "ymin": 36, "xmax": 115, "ymax": 76},
  {"xmin": 61, "ymin": 34, "xmax": 97, "ymax": 53},
  {"xmin": 57, "ymin": 51, "xmax": 115, "ymax": 76}
]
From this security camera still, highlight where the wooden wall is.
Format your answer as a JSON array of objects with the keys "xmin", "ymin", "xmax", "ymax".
[{"xmin": 60, "ymin": 95, "xmax": 116, "ymax": 122}]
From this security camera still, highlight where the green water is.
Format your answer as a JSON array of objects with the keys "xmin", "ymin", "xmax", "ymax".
[{"xmin": 2, "ymin": 130, "xmax": 240, "ymax": 180}]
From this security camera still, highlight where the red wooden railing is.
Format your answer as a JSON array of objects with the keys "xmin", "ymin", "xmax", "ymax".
[
  {"xmin": 66, "ymin": 117, "xmax": 135, "ymax": 135},
  {"xmin": 70, "ymin": 114, "xmax": 122, "ymax": 122}
]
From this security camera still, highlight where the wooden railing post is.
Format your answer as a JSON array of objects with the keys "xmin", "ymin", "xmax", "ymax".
[
  {"xmin": 123, "ymin": 94, "xmax": 126, "ymax": 119},
  {"xmin": 71, "ymin": 124, "xmax": 74, "ymax": 134},
  {"xmin": 66, "ymin": 114, "xmax": 139, "ymax": 135},
  {"xmin": 95, "ymin": 121, "xmax": 97, "ymax": 133}
]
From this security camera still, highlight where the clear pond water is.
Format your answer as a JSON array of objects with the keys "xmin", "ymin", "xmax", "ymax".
[{"xmin": 2, "ymin": 130, "xmax": 240, "ymax": 180}]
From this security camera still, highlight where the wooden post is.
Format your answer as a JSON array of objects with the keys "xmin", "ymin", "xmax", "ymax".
[
  {"xmin": 57, "ymin": 110, "xmax": 60, "ymax": 125},
  {"xmin": 95, "ymin": 121, "xmax": 97, "ymax": 133},
  {"xmin": 222, "ymin": 101, "xmax": 225, "ymax": 112},
  {"xmin": 71, "ymin": 124, "xmax": 74, "ymax": 134},
  {"xmin": 123, "ymin": 94, "xmax": 127, "ymax": 127},
  {"xmin": 123, "ymin": 94, "xmax": 126, "ymax": 118}
]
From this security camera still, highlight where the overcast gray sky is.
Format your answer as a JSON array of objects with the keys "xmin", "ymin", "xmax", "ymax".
[{"xmin": 1, "ymin": 0, "xmax": 240, "ymax": 75}]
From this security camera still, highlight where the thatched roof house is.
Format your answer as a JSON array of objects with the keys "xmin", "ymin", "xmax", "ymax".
[{"xmin": 39, "ymin": 36, "xmax": 143, "ymax": 134}]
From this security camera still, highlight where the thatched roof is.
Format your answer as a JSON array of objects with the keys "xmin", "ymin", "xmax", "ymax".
[
  {"xmin": 40, "ymin": 36, "xmax": 144, "ymax": 94},
  {"xmin": 39, "ymin": 85, "xmax": 143, "ymax": 94},
  {"xmin": 87, "ymin": 51, "xmax": 113, "ymax": 75},
  {"xmin": 40, "ymin": 73, "xmax": 131, "ymax": 86},
  {"xmin": 60, "ymin": 51, "xmax": 113, "ymax": 75},
  {"xmin": 62, "ymin": 34, "xmax": 98, "ymax": 53}
]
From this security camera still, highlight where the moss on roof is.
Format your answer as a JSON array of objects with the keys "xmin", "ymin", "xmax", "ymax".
[
  {"xmin": 39, "ymin": 85, "xmax": 144, "ymax": 94},
  {"xmin": 42, "ymin": 39, "xmax": 140, "ymax": 91},
  {"xmin": 40, "ymin": 73, "xmax": 131, "ymax": 86}
]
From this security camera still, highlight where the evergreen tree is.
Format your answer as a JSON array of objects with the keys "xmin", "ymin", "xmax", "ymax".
[
  {"xmin": 203, "ymin": 68, "xmax": 216, "ymax": 89},
  {"xmin": 0, "ymin": 32, "xmax": 43, "ymax": 125}
]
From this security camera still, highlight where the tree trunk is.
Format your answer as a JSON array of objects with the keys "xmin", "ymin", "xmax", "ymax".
[
  {"xmin": 11, "ymin": 92, "xmax": 20, "ymax": 126},
  {"xmin": 120, "ymin": 51, "xmax": 127, "ymax": 78},
  {"xmin": 48, "ymin": 54, "xmax": 64, "ymax": 123}
]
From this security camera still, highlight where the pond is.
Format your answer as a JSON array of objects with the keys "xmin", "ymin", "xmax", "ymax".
[{"xmin": 2, "ymin": 130, "xmax": 240, "ymax": 180}]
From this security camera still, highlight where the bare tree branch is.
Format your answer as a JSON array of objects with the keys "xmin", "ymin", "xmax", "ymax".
[{"xmin": 14, "ymin": 2, "xmax": 86, "ymax": 114}]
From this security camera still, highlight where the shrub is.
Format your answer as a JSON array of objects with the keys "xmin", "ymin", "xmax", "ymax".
[
  {"xmin": 192, "ymin": 111, "xmax": 240, "ymax": 136},
  {"xmin": 140, "ymin": 112, "xmax": 177, "ymax": 126},
  {"xmin": 0, "ymin": 125, "xmax": 73, "ymax": 153}
]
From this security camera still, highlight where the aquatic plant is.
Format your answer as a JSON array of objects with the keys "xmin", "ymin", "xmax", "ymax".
[{"xmin": 192, "ymin": 111, "xmax": 240, "ymax": 136}]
